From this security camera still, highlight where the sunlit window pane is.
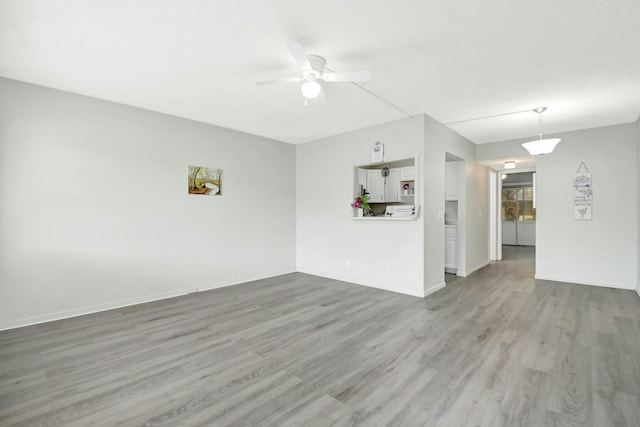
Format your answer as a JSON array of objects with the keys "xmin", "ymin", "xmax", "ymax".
[
  {"xmin": 502, "ymin": 189, "xmax": 516, "ymax": 201},
  {"xmin": 502, "ymin": 201, "xmax": 516, "ymax": 221},
  {"xmin": 502, "ymin": 186, "xmax": 536, "ymax": 222}
]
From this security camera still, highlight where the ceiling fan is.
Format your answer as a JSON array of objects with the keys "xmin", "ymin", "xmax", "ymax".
[{"xmin": 255, "ymin": 42, "xmax": 372, "ymax": 104}]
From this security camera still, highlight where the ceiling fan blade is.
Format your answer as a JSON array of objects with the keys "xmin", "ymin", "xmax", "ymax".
[
  {"xmin": 255, "ymin": 77, "xmax": 302, "ymax": 86},
  {"xmin": 286, "ymin": 42, "xmax": 312, "ymax": 71},
  {"xmin": 322, "ymin": 71, "xmax": 372, "ymax": 82},
  {"xmin": 316, "ymin": 86, "xmax": 327, "ymax": 105}
]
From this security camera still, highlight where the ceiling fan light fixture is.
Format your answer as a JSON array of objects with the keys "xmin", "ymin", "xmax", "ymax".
[
  {"xmin": 504, "ymin": 161, "xmax": 516, "ymax": 169},
  {"xmin": 301, "ymin": 80, "xmax": 321, "ymax": 99},
  {"xmin": 522, "ymin": 107, "xmax": 561, "ymax": 156}
]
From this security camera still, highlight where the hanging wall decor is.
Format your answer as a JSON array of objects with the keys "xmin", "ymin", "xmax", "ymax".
[
  {"xmin": 371, "ymin": 141, "xmax": 384, "ymax": 163},
  {"xmin": 573, "ymin": 162, "xmax": 592, "ymax": 220},
  {"xmin": 188, "ymin": 165, "xmax": 222, "ymax": 196}
]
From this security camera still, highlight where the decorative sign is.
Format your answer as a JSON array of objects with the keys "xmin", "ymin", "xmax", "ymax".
[
  {"xmin": 573, "ymin": 162, "xmax": 591, "ymax": 220},
  {"xmin": 371, "ymin": 141, "xmax": 384, "ymax": 163}
]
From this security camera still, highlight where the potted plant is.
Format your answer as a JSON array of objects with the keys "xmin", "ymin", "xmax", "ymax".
[
  {"xmin": 351, "ymin": 194, "xmax": 370, "ymax": 217},
  {"xmin": 403, "ymin": 183, "xmax": 410, "ymax": 195}
]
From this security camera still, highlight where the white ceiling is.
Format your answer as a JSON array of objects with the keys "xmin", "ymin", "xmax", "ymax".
[
  {"xmin": 1, "ymin": 0, "xmax": 639, "ymax": 144},
  {"xmin": 478, "ymin": 157, "xmax": 537, "ymax": 173}
]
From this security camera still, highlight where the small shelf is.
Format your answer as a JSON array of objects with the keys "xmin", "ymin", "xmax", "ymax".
[{"xmin": 351, "ymin": 216, "xmax": 418, "ymax": 221}]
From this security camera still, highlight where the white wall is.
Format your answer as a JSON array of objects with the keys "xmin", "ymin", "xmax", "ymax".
[
  {"xmin": 296, "ymin": 116, "xmax": 426, "ymax": 297},
  {"xmin": 538, "ymin": 125, "xmax": 637, "ymax": 289},
  {"xmin": 425, "ymin": 116, "xmax": 489, "ymax": 283},
  {"xmin": 637, "ymin": 115, "xmax": 640, "ymax": 295},
  {"xmin": 462, "ymin": 161, "xmax": 490, "ymax": 275},
  {"xmin": 479, "ymin": 123, "xmax": 638, "ymax": 289},
  {"xmin": 0, "ymin": 78, "xmax": 296, "ymax": 330}
]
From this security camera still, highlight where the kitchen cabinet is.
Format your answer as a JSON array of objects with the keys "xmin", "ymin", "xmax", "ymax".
[
  {"xmin": 357, "ymin": 168, "xmax": 368, "ymax": 193},
  {"xmin": 385, "ymin": 168, "xmax": 400, "ymax": 202},
  {"xmin": 445, "ymin": 225, "xmax": 458, "ymax": 272},
  {"xmin": 446, "ymin": 162, "xmax": 462, "ymax": 201},
  {"xmin": 399, "ymin": 166, "xmax": 415, "ymax": 181},
  {"xmin": 366, "ymin": 168, "xmax": 400, "ymax": 203},
  {"xmin": 366, "ymin": 169, "xmax": 384, "ymax": 202}
]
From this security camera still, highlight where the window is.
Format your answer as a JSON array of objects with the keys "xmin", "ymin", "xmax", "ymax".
[
  {"xmin": 501, "ymin": 188, "xmax": 517, "ymax": 221},
  {"xmin": 502, "ymin": 187, "xmax": 536, "ymax": 222}
]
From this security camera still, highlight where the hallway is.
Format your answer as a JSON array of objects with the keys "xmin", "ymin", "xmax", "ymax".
[{"xmin": 440, "ymin": 245, "xmax": 640, "ymax": 426}]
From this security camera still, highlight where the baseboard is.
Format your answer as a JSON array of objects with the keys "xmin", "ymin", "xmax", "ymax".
[
  {"xmin": 457, "ymin": 261, "xmax": 489, "ymax": 278},
  {"xmin": 0, "ymin": 288, "xmax": 192, "ymax": 332},
  {"xmin": 296, "ymin": 268, "xmax": 425, "ymax": 298},
  {"xmin": 198, "ymin": 270, "xmax": 296, "ymax": 292},
  {"xmin": 534, "ymin": 274, "xmax": 635, "ymax": 290},
  {"xmin": 424, "ymin": 281, "xmax": 446, "ymax": 297},
  {"xmin": 0, "ymin": 270, "xmax": 296, "ymax": 332}
]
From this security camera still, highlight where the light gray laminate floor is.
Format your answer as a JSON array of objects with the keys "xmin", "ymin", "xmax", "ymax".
[{"xmin": 1, "ymin": 246, "xmax": 639, "ymax": 426}]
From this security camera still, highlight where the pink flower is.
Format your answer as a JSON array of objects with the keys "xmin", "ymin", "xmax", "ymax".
[
  {"xmin": 403, "ymin": 183, "xmax": 410, "ymax": 190},
  {"xmin": 354, "ymin": 200, "xmax": 361, "ymax": 208}
]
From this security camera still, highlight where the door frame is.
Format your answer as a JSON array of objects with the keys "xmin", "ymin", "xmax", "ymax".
[{"xmin": 489, "ymin": 167, "xmax": 536, "ymax": 261}]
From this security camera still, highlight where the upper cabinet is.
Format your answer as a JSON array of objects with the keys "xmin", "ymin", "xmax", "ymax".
[
  {"xmin": 446, "ymin": 162, "xmax": 463, "ymax": 201},
  {"xmin": 385, "ymin": 168, "xmax": 400, "ymax": 202},
  {"xmin": 366, "ymin": 168, "xmax": 400, "ymax": 202},
  {"xmin": 366, "ymin": 169, "xmax": 385, "ymax": 202},
  {"xmin": 399, "ymin": 166, "xmax": 415, "ymax": 181}
]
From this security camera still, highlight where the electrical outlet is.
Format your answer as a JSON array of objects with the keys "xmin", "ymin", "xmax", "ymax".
[
  {"xmin": 438, "ymin": 210, "xmax": 444, "ymax": 219},
  {"xmin": 381, "ymin": 265, "xmax": 387, "ymax": 273}
]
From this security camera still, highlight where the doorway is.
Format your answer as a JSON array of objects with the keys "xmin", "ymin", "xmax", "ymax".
[{"xmin": 501, "ymin": 172, "xmax": 536, "ymax": 246}]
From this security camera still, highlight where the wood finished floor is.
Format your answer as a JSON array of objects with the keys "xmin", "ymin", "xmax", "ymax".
[{"xmin": 1, "ymin": 246, "xmax": 640, "ymax": 426}]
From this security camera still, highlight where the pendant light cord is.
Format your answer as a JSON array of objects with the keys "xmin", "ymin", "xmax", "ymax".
[
  {"xmin": 538, "ymin": 111, "xmax": 544, "ymax": 141},
  {"xmin": 323, "ymin": 65, "xmax": 412, "ymax": 118},
  {"xmin": 445, "ymin": 106, "xmax": 549, "ymax": 127},
  {"xmin": 349, "ymin": 81, "xmax": 412, "ymax": 117},
  {"xmin": 444, "ymin": 109, "xmax": 534, "ymax": 125}
]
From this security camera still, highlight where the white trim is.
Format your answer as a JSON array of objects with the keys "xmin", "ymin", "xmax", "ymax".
[
  {"xmin": 457, "ymin": 261, "xmax": 490, "ymax": 278},
  {"xmin": 0, "ymin": 288, "xmax": 191, "ymax": 332},
  {"xmin": 197, "ymin": 270, "xmax": 295, "ymax": 292},
  {"xmin": 351, "ymin": 216, "xmax": 417, "ymax": 221},
  {"xmin": 424, "ymin": 281, "xmax": 446, "ymax": 297},
  {"xmin": 0, "ymin": 270, "xmax": 295, "ymax": 332},
  {"xmin": 489, "ymin": 170, "xmax": 498, "ymax": 261},
  {"xmin": 354, "ymin": 154, "xmax": 420, "ymax": 169},
  {"xmin": 497, "ymin": 173, "xmax": 502, "ymax": 261},
  {"xmin": 534, "ymin": 274, "xmax": 636, "ymax": 290},
  {"xmin": 636, "ymin": 288, "xmax": 640, "ymax": 299},
  {"xmin": 296, "ymin": 268, "xmax": 425, "ymax": 298}
]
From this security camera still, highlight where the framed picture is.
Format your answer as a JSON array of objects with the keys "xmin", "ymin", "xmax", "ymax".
[{"xmin": 188, "ymin": 165, "xmax": 222, "ymax": 196}]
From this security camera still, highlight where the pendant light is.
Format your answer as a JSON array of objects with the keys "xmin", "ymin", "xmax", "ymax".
[{"xmin": 521, "ymin": 107, "xmax": 561, "ymax": 156}]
